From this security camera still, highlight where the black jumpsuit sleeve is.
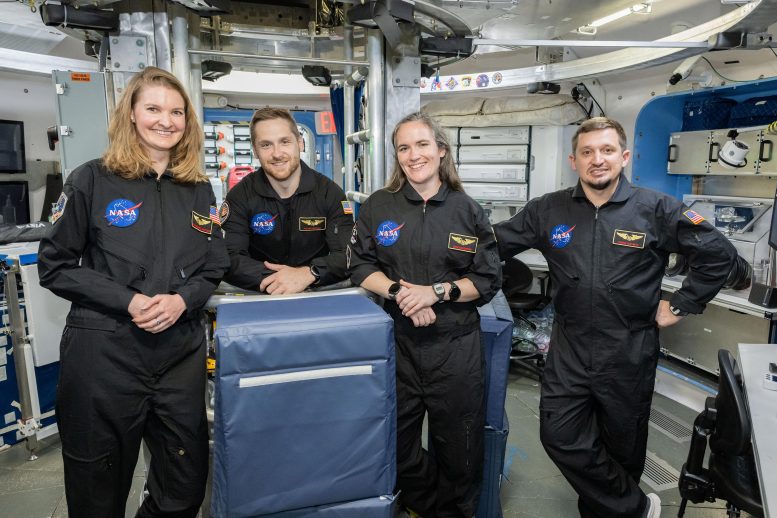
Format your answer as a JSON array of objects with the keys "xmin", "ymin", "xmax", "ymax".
[
  {"xmin": 347, "ymin": 197, "xmax": 382, "ymax": 286},
  {"xmin": 493, "ymin": 198, "xmax": 544, "ymax": 260},
  {"xmin": 37, "ymin": 165, "xmax": 138, "ymax": 316},
  {"xmin": 310, "ymin": 183, "xmax": 353, "ymax": 285},
  {"xmin": 662, "ymin": 199, "xmax": 737, "ymax": 314},
  {"xmin": 462, "ymin": 202, "xmax": 502, "ymax": 305},
  {"xmin": 175, "ymin": 188, "xmax": 230, "ymax": 315},
  {"xmin": 222, "ymin": 183, "xmax": 269, "ymax": 290}
]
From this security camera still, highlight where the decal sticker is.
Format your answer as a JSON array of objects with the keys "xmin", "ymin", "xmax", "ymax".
[
  {"xmin": 448, "ymin": 233, "xmax": 478, "ymax": 254},
  {"xmin": 461, "ymin": 76, "xmax": 472, "ymax": 88},
  {"xmin": 192, "ymin": 211, "xmax": 213, "ymax": 235},
  {"xmin": 683, "ymin": 209, "xmax": 705, "ymax": 225},
  {"xmin": 446, "ymin": 77, "xmax": 458, "ymax": 90},
  {"xmin": 299, "ymin": 217, "xmax": 326, "ymax": 231},
  {"xmin": 251, "ymin": 212, "xmax": 278, "ymax": 235},
  {"xmin": 550, "ymin": 224, "xmax": 576, "ymax": 249},
  {"xmin": 341, "ymin": 201, "xmax": 354, "ymax": 215},
  {"xmin": 105, "ymin": 199, "xmax": 142, "ymax": 227},
  {"xmin": 376, "ymin": 220, "xmax": 404, "ymax": 247},
  {"xmin": 492, "ymin": 72, "xmax": 503, "ymax": 85},
  {"xmin": 612, "ymin": 229, "xmax": 646, "ymax": 249},
  {"xmin": 476, "ymin": 74, "xmax": 489, "ymax": 88},
  {"xmin": 50, "ymin": 192, "xmax": 68, "ymax": 224},
  {"xmin": 219, "ymin": 201, "xmax": 230, "ymax": 224},
  {"xmin": 209, "ymin": 205, "xmax": 221, "ymax": 226}
]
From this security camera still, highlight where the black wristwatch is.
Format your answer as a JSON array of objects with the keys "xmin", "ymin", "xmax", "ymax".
[
  {"xmin": 309, "ymin": 265, "xmax": 321, "ymax": 286},
  {"xmin": 448, "ymin": 281, "xmax": 461, "ymax": 302},
  {"xmin": 432, "ymin": 282, "xmax": 446, "ymax": 303},
  {"xmin": 387, "ymin": 282, "xmax": 401, "ymax": 300},
  {"xmin": 669, "ymin": 304, "xmax": 688, "ymax": 317}
]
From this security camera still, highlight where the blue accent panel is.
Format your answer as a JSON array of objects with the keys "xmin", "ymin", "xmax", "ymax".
[
  {"xmin": 203, "ymin": 108, "xmax": 254, "ymax": 122},
  {"xmin": 212, "ymin": 294, "xmax": 396, "ymax": 517},
  {"xmin": 19, "ymin": 253, "xmax": 38, "ymax": 265},
  {"xmin": 656, "ymin": 364, "xmax": 717, "ymax": 395},
  {"xmin": 476, "ymin": 413, "xmax": 509, "ymax": 518},
  {"xmin": 633, "ymin": 77, "xmax": 777, "ymax": 198}
]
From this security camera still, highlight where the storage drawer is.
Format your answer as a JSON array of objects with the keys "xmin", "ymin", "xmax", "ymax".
[
  {"xmin": 458, "ymin": 164, "xmax": 527, "ymax": 182},
  {"xmin": 458, "ymin": 145, "xmax": 528, "ymax": 164},
  {"xmin": 667, "ymin": 130, "xmax": 711, "ymax": 175},
  {"xmin": 463, "ymin": 182, "xmax": 528, "ymax": 202},
  {"xmin": 459, "ymin": 126, "xmax": 530, "ymax": 145}
]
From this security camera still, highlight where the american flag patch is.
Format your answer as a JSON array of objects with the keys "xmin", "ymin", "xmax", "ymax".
[
  {"xmin": 210, "ymin": 205, "xmax": 221, "ymax": 226},
  {"xmin": 683, "ymin": 209, "xmax": 705, "ymax": 225},
  {"xmin": 341, "ymin": 201, "xmax": 353, "ymax": 215}
]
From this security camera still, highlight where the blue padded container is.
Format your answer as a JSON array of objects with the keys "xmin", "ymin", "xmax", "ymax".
[
  {"xmin": 681, "ymin": 97, "xmax": 736, "ymax": 131},
  {"xmin": 728, "ymin": 96, "xmax": 777, "ymax": 128},
  {"xmin": 475, "ymin": 413, "xmax": 510, "ymax": 518},
  {"xmin": 258, "ymin": 495, "xmax": 396, "ymax": 517},
  {"xmin": 478, "ymin": 293, "xmax": 514, "ymax": 429},
  {"xmin": 212, "ymin": 294, "xmax": 396, "ymax": 518}
]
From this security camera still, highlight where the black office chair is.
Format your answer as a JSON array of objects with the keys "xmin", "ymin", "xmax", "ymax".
[
  {"xmin": 501, "ymin": 258, "xmax": 551, "ymax": 377},
  {"xmin": 677, "ymin": 349, "xmax": 764, "ymax": 518}
]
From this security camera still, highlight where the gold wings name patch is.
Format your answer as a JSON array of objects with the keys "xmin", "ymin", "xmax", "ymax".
[
  {"xmin": 192, "ymin": 211, "xmax": 213, "ymax": 235},
  {"xmin": 299, "ymin": 217, "xmax": 326, "ymax": 231},
  {"xmin": 612, "ymin": 229, "xmax": 646, "ymax": 249},
  {"xmin": 448, "ymin": 233, "xmax": 478, "ymax": 253}
]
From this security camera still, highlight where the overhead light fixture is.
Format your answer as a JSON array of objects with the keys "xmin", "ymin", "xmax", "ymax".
[{"xmin": 577, "ymin": 2, "xmax": 652, "ymax": 35}]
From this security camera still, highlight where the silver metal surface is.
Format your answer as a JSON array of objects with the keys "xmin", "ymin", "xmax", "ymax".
[
  {"xmin": 367, "ymin": 29, "xmax": 385, "ymax": 194},
  {"xmin": 473, "ymin": 39, "xmax": 710, "ymax": 49},
  {"xmin": 641, "ymin": 451, "xmax": 681, "ymax": 492},
  {"xmin": 189, "ymin": 12, "xmax": 203, "ymax": 127},
  {"xmin": 343, "ymin": 6, "xmax": 355, "ymax": 193},
  {"xmin": 171, "ymin": 6, "xmax": 191, "ymax": 96},
  {"xmin": 3, "ymin": 262, "xmax": 38, "ymax": 456},
  {"xmin": 205, "ymin": 286, "xmax": 369, "ymax": 310},
  {"xmin": 187, "ymin": 48, "xmax": 368, "ymax": 68}
]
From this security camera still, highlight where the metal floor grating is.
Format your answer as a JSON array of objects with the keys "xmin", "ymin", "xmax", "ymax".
[
  {"xmin": 641, "ymin": 450, "xmax": 680, "ymax": 492},
  {"xmin": 649, "ymin": 407, "xmax": 692, "ymax": 443}
]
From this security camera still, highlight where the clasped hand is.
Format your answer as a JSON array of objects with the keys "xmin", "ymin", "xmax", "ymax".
[
  {"xmin": 260, "ymin": 262, "xmax": 314, "ymax": 294},
  {"xmin": 395, "ymin": 279, "xmax": 439, "ymax": 327},
  {"xmin": 128, "ymin": 293, "xmax": 186, "ymax": 334}
]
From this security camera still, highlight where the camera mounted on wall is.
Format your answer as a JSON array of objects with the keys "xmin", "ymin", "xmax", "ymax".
[{"xmin": 717, "ymin": 129, "xmax": 750, "ymax": 169}]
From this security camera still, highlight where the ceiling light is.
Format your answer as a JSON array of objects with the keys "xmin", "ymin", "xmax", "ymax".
[{"xmin": 577, "ymin": 2, "xmax": 652, "ymax": 35}]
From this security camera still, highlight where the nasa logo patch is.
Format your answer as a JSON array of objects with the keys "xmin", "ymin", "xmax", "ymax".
[
  {"xmin": 376, "ymin": 220, "xmax": 404, "ymax": 247},
  {"xmin": 251, "ymin": 212, "xmax": 278, "ymax": 235},
  {"xmin": 105, "ymin": 199, "xmax": 142, "ymax": 227},
  {"xmin": 550, "ymin": 224, "xmax": 575, "ymax": 249}
]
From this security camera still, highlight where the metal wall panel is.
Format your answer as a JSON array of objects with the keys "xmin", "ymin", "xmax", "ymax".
[
  {"xmin": 463, "ymin": 182, "xmax": 528, "ymax": 202},
  {"xmin": 667, "ymin": 130, "xmax": 710, "ymax": 175},
  {"xmin": 458, "ymin": 163, "xmax": 527, "ymax": 183},
  {"xmin": 459, "ymin": 126, "xmax": 530, "ymax": 145},
  {"xmin": 458, "ymin": 144, "xmax": 529, "ymax": 164}
]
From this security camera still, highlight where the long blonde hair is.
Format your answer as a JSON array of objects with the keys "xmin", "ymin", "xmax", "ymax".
[
  {"xmin": 103, "ymin": 67, "xmax": 205, "ymax": 183},
  {"xmin": 385, "ymin": 112, "xmax": 463, "ymax": 193}
]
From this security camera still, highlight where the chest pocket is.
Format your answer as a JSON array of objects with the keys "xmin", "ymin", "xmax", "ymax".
[
  {"xmin": 96, "ymin": 232, "xmax": 149, "ymax": 291},
  {"xmin": 444, "ymin": 232, "xmax": 477, "ymax": 271}
]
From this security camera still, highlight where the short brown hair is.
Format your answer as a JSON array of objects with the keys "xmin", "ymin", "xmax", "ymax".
[
  {"xmin": 249, "ymin": 107, "xmax": 300, "ymax": 152},
  {"xmin": 386, "ymin": 112, "xmax": 463, "ymax": 193},
  {"xmin": 103, "ymin": 67, "xmax": 205, "ymax": 183},
  {"xmin": 572, "ymin": 117, "xmax": 628, "ymax": 154}
]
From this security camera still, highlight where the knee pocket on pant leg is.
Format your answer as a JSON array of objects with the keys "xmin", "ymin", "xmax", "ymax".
[
  {"xmin": 62, "ymin": 447, "xmax": 122, "ymax": 512},
  {"xmin": 158, "ymin": 444, "xmax": 207, "ymax": 508}
]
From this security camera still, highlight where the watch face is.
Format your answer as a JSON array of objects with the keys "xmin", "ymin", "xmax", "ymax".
[
  {"xmin": 449, "ymin": 284, "xmax": 461, "ymax": 301},
  {"xmin": 433, "ymin": 283, "xmax": 445, "ymax": 297}
]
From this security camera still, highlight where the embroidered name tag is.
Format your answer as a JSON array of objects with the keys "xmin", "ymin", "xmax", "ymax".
[
  {"xmin": 612, "ymin": 229, "xmax": 646, "ymax": 249},
  {"xmin": 448, "ymin": 233, "xmax": 478, "ymax": 253},
  {"xmin": 299, "ymin": 217, "xmax": 326, "ymax": 231},
  {"xmin": 192, "ymin": 211, "xmax": 213, "ymax": 234}
]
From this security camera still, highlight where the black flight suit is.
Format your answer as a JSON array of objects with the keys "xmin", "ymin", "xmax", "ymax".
[
  {"xmin": 222, "ymin": 162, "xmax": 352, "ymax": 290},
  {"xmin": 348, "ymin": 182, "xmax": 501, "ymax": 518},
  {"xmin": 494, "ymin": 175, "xmax": 736, "ymax": 518},
  {"xmin": 37, "ymin": 159, "xmax": 230, "ymax": 518}
]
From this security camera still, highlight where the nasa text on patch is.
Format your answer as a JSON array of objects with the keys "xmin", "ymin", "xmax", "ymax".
[
  {"xmin": 376, "ymin": 220, "xmax": 404, "ymax": 247},
  {"xmin": 299, "ymin": 217, "xmax": 326, "ymax": 231},
  {"xmin": 448, "ymin": 233, "xmax": 478, "ymax": 253},
  {"xmin": 612, "ymin": 229, "xmax": 646, "ymax": 249},
  {"xmin": 251, "ymin": 212, "xmax": 278, "ymax": 235},
  {"xmin": 105, "ymin": 199, "xmax": 143, "ymax": 228},
  {"xmin": 191, "ymin": 211, "xmax": 213, "ymax": 235}
]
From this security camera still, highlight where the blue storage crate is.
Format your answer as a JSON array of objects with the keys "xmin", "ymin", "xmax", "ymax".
[
  {"xmin": 475, "ymin": 413, "xmax": 510, "ymax": 518},
  {"xmin": 212, "ymin": 294, "xmax": 396, "ymax": 518},
  {"xmin": 258, "ymin": 495, "xmax": 396, "ymax": 518},
  {"xmin": 478, "ymin": 292, "xmax": 513, "ymax": 430}
]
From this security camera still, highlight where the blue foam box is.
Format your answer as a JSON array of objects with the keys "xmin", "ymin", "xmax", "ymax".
[
  {"xmin": 212, "ymin": 294, "xmax": 396, "ymax": 518},
  {"xmin": 258, "ymin": 495, "xmax": 396, "ymax": 518},
  {"xmin": 478, "ymin": 292, "xmax": 514, "ymax": 430},
  {"xmin": 475, "ymin": 414, "xmax": 510, "ymax": 518}
]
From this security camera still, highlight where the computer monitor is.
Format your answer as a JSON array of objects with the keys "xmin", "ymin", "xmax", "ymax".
[
  {"xmin": 0, "ymin": 120, "xmax": 25, "ymax": 174},
  {"xmin": 0, "ymin": 181, "xmax": 30, "ymax": 225}
]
